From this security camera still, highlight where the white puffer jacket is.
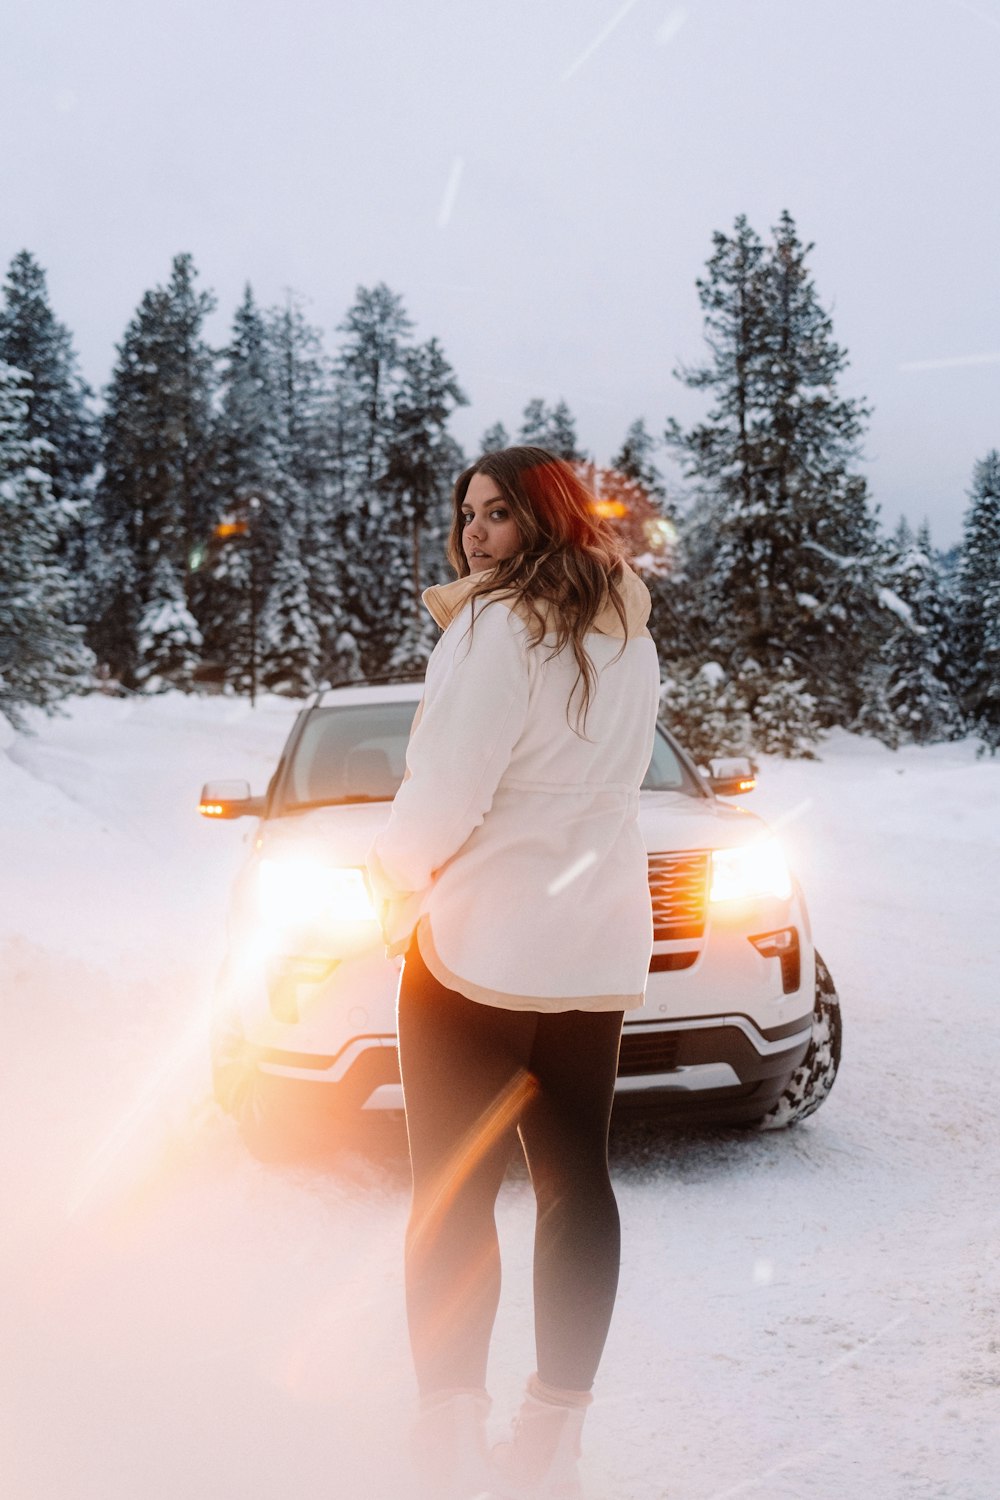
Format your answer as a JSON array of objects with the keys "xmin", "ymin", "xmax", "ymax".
[{"xmin": 365, "ymin": 565, "xmax": 661, "ymax": 1011}]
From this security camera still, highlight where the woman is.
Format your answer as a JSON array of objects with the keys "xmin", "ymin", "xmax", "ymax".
[{"xmin": 365, "ymin": 446, "xmax": 660, "ymax": 1499}]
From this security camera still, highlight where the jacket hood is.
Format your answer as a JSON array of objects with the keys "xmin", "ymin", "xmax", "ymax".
[{"xmin": 421, "ymin": 564, "xmax": 652, "ymax": 640}]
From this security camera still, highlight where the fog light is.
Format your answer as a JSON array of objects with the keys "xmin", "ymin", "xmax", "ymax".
[
  {"xmin": 749, "ymin": 928, "xmax": 801, "ymax": 994},
  {"xmin": 750, "ymin": 929, "xmax": 795, "ymax": 957},
  {"xmin": 266, "ymin": 956, "xmax": 339, "ymax": 1023}
]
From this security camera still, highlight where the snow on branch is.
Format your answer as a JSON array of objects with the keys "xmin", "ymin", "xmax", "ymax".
[
  {"xmin": 876, "ymin": 586, "xmax": 927, "ymax": 634},
  {"xmin": 801, "ymin": 539, "xmax": 860, "ymax": 569}
]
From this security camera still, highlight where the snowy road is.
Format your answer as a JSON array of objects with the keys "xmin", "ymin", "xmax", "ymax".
[{"xmin": 2, "ymin": 695, "xmax": 998, "ymax": 1500}]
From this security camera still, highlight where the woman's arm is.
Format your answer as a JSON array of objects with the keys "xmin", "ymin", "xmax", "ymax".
[{"xmin": 366, "ymin": 600, "xmax": 530, "ymax": 913}]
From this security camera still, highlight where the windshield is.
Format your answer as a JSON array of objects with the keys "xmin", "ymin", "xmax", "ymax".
[
  {"xmin": 278, "ymin": 703, "xmax": 704, "ymax": 812},
  {"xmin": 642, "ymin": 725, "xmax": 705, "ymax": 795},
  {"xmin": 281, "ymin": 702, "xmax": 419, "ymax": 811}
]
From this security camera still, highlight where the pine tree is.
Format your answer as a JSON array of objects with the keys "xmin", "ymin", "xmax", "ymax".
[
  {"xmin": 738, "ymin": 656, "xmax": 822, "ymax": 757},
  {"xmin": 159, "ymin": 254, "xmax": 218, "ymax": 577},
  {"xmin": 318, "ymin": 378, "xmax": 364, "ymax": 684},
  {"xmin": 479, "ymin": 421, "xmax": 510, "ymax": 454},
  {"xmin": 582, "ymin": 419, "xmax": 677, "ymax": 574},
  {"xmin": 610, "ymin": 417, "xmax": 666, "ymax": 502},
  {"xmin": 381, "ymin": 336, "xmax": 468, "ymax": 613},
  {"xmin": 658, "ymin": 660, "xmax": 754, "ymax": 764},
  {"xmin": 955, "ymin": 450, "xmax": 1000, "ymax": 747},
  {"xmin": 518, "ymin": 398, "xmax": 585, "ymax": 461},
  {"xmin": 0, "ymin": 252, "xmax": 98, "ymax": 507},
  {"xmin": 266, "ymin": 292, "xmax": 353, "ymax": 684},
  {"xmin": 0, "ymin": 361, "xmax": 93, "ymax": 726},
  {"xmin": 335, "ymin": 282, "xmax": 414, "ymax": 488},
  {"xmin": 258, "ymin": 528, "xmax": 322, "ymax": 693},
  {"xmin": 333, "ymin": 283, "xmax": 415, "ymax": 671},
  {"xmin": 664, "ymin": 211, "xmax": 883, "ymax": 726},
  {"xmin": 134, "ymin": 554, "xmax": 203, "ymax": 692},
  {"xmin": 92, "ymin": 254, "xmax": 217, "ymax": 686},
  {"xmin": 872, "ymin": 518, "xmax": 963, "ymax": 743},
  {"xmin": 202, "ymin": 287, "xmax": 286, "ymax": 690},
  {"xmin": 850, "ymin": 660, "xmax": 902, "ymax": 750},
  {"xmin": 0, "ymin": 251, "xmax": 99, "ymax": 618}
]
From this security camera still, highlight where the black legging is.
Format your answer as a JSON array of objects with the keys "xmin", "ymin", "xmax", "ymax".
[{"xmin": 397, "ymin": 934, "xmax": 624, "ymax": 1398}]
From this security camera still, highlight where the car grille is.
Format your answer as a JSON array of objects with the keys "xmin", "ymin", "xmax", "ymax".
[
  {"xmin": 619, "ymin": 1030, "xmax": 681, "ymax": 1076},
  {"xmin": 647, "ymin": 852, "xmax": 709, "ymax": 940}
]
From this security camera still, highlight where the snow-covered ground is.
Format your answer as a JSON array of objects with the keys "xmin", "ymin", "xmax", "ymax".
[{"xmin": 2, "ymin": 693, "xmax": 998, "ymax": 1500}]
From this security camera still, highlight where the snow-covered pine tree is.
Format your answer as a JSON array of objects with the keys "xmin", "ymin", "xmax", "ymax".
[
  {"xmin": 92, "ymin": 254, "xmax": 217, "ymax": 687},
  {"xmin": 266, "ymin": 293, "xmax": 354, "ymax": 688},
  {"xmin": 203, "ymin": 286, "xmax": 295, "ymax": 692},
  {"xmin": 268, "ymin": 294, "xmax": 329, "ymax": 502},
  {"xmin": 955, "ymin": 450, "xmax": 1000, "ymax": 748},
  {"xmin": 379, "ymin": 336, "xmax": 468, "ymax": 672},
  {"xmin": 257, "ymin": 528, "xmax": 322, "ymax": 694},
  {"xmin": 660, "ymin": 215, "xmax": 771, "ymax": 683},
  {"xmin": 850, "ymin": 660, "xmax": 902, "ymax": 750},
  {"xmin": 159, "ymin": 254, "xmax": 219, "ymax": 594},
  {"xmin": 610, "ymin": 417, "xmax": 667, "ymax": 503},
  {"xmin": 134, "ymin": 552, "xmax": 203, "ymax": 693},
  {"xmin": 318, "ymin": 378, "xmax": 364, "ymax": 684},
  {"xmin": 602, "ymin": 413, "xmax": 692, "ymax": 661},
  {"xmin": 518, "ymin": 398, "xmax": 585, "ymax": 461},
  {"xmin": 335, "ymin": 282, "xmax": 414, "ymax": 489},
  {"xmin": 592, "ymin": 418, "xmax": 677, "ymax": 574},
  {"xmin": 333, "ymin": 283, "xmax": 414, "ymax": 671},
  {"xmin": 737, "ymin": 656, "xmax": 822, "ymax": 758},
  {"xmin": 0, "ymin": 251, "xmax": 98, "ymax": 619},
  {"xmin": 872, "ymin": 518, "xmax": 964, "ymax": 744},
  {"xmin": 664, "ymin": 211, "xmax": 884, "ymax": 729},
  {"xmin": 933, "ymin": 529, "xmax": 964, "ymax": 718},
  {"xmin": 657, "ymin": 659, "xmax": 754, "ymax": 765},
  {"xmin": 479, "ymin": 421, "xmax": 509, "ymax": 454},
  {"xmin": 0, "ymin": 360, "xmax": 93, "ymax": 726}
]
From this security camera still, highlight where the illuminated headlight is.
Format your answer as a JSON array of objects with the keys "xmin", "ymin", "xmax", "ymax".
[
  {"xmin": 258, "ymin": 857, "xmax": 378, "ymax": 931},
  {"xmin": 709, "ymin": 838, "xmax": 792, "ymax": 903}
]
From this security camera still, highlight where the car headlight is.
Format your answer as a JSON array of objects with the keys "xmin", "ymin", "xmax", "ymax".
[
  {"xmin": 258, "ymin": 857, "xmax": 378, "ymax": 931},
  {"xmin": 709, "ymin": 838, "xmax": 792, "ymax": 903}
]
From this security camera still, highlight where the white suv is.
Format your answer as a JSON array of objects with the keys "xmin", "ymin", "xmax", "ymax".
[{"xmin": 202, "ymin": 681, "xmax": 841, "ymax": 1136}]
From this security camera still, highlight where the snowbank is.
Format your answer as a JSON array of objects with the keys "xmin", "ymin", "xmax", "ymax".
[{"xmin": 2, "ymin": 695, "xmax": 998, "ymax": 1499}]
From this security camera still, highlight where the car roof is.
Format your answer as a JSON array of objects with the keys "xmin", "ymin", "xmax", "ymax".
[{"xmin": 312, "ymin": 682, "xmax": 424, "ymax": 709}]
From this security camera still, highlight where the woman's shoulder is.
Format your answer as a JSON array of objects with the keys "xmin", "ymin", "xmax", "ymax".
[
  {"xmin": 421, "ymin": 575, "xmax": 482, "ymax": 630},
  {"xmin": 506, "ymin": 565, "xmax": 652, "ymax": 642},
  {"xmin": 421, "ymin": 562, "xmax": 653, "ymax": 644}
]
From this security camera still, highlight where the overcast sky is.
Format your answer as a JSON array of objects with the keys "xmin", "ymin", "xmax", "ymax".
[{"xmin": 3, "ymin": 0, "xmax": 999, "ymax": 548}]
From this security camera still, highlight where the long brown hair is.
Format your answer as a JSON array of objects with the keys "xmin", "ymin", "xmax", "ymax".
[{"xmin": 447, "ymin": 446, "xmax": 631, "ymax": 736}]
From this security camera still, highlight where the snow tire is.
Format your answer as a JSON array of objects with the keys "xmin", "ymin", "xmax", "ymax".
[{"xmin": 753, "ymin": 949, "xmax": 842, "ymax": 1130}]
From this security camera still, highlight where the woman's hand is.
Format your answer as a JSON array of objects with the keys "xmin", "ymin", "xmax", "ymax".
[{"xmin": 363, "ymin": 856, "xmax": 421, "ymax": 959}]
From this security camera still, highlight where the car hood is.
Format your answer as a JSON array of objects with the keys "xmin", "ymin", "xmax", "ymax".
[
  {"xmin": 258, "ymin": 801, "xmax": 393, "ymax": 866},
  {"xmin": 257, "ymin": 789, "xmax": 769, "ymax": 866},
  {"xmin": 638, "ymin": 789, "xmax": 768, "ymax": 851}
]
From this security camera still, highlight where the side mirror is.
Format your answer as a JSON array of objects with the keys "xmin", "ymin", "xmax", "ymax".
[
  {"xmin": 705, "ymin": 756, "xmax": 757, "ymax": 796},
  {"xmin": 199, "ymin": 780, "xmax": 267, "ymax": 820}
]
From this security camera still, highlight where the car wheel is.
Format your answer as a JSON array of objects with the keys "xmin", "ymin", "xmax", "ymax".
[
  {"xmin": 211, "ymin": 1024, "xmax": 268, "ymax": 1129},
  {"xmin": 211, "ymin": 1024, "xmax": 340, "ymax": 1159},
  {"xmin": 753, "ymin": 950, "xmax": 842, "ymax": 1130}
]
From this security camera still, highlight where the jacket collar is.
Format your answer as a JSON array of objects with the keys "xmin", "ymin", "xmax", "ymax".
[{"xmin": 421, "ymin": 564, "xmax": 652, "ymax": 640}]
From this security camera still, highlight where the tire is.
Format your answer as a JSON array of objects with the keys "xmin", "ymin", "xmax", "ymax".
[
  {"xmin": 211, "ymin": 1024, "xmax": 343, "ymax": 1159},
  {"xmin": 211, "ymin": 1023, "xmax": 268, "ymax": 1130},
  {"xmin": 753, "ymin": 949, "xmax": 842, "ymax": 1130}
]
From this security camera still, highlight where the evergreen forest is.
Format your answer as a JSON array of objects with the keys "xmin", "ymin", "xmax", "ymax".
[{"xmin": 2, "ymin": 212, "xmax": 998, "ymax": 756}]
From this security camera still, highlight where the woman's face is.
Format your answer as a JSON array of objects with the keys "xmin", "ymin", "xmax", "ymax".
[{"xmin": 460, "ymin": 471, "xmax": 522, "ymax": 574}]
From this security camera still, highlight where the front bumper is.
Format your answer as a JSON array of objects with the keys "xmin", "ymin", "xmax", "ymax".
[
  {"xmin": 215, "ymin": 1007, "xmax": 812, "ymax": 1125},
  {"xmin": 214, "ymin": 889, "xmax": 816, "ymax": 1125},
  {"xmin": 613, "ymin": 1010, "xmax": 812, "ymax": 1122}
]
